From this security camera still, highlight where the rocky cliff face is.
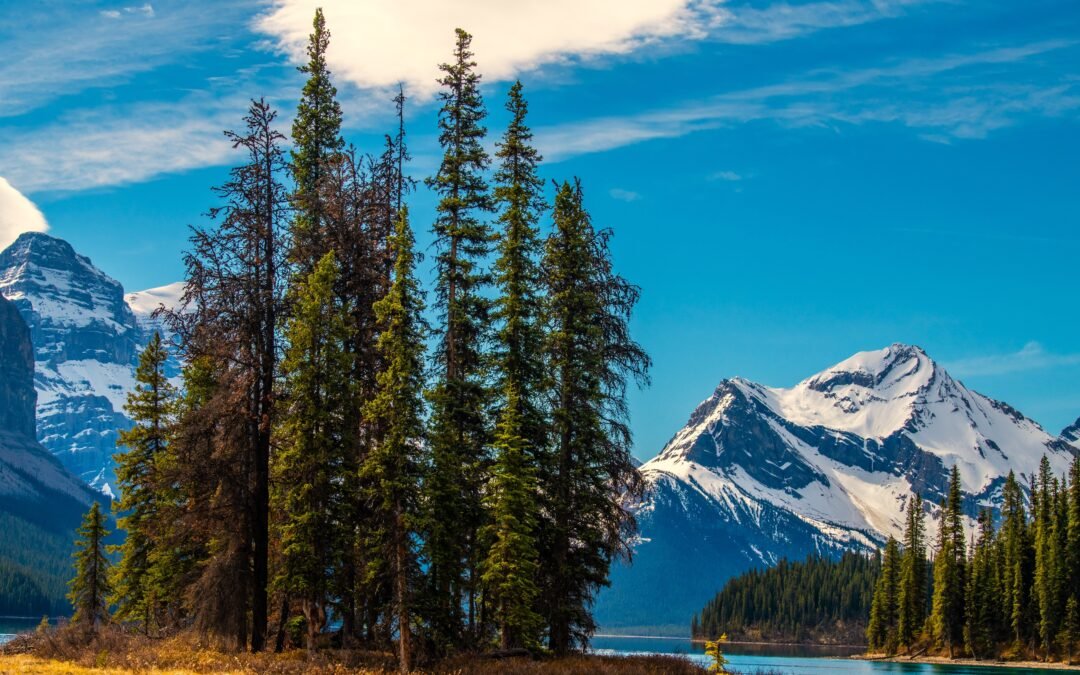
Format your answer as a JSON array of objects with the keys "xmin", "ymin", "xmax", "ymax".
[
  {"xmin": 0, "ymin": 292, "xmax": 35, "ymax": 438},
  {"xmin": 0, "ymin": 232, "xmax": 143, "ymax": 495},
  {"xmin": 0, "ymin": 293, "xmax": 99, "ymax": 517},
  {"xmin": 596, "ymin": 344, "xmax": 1078, "ymax": 632}
]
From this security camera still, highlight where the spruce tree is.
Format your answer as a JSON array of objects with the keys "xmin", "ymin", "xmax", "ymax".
[
  {"xmin": 361, "ymin": 208, "xmax": 427, "ymax": 673},
  {"xmin": 1065, "ymin": 457, "xmax": 1080, "ymax": 659},
  {"xmin": 931, "ymin": 467, "xmax": 966, "ymax": 657},
  {"xmin": 541, "ymin": 181, "xmax": 650, "ymax": 654},
  {"xmin": 424, "ymin": 27, "xmax": 494, "ymax": 650},
  {"xmin": 965, "ymin": 509, "xmax": 998, "ymax": 659},
  {"xmin": 68, "ymin": 502, "xmax": 112, "ymax": 631},
  {"xmin": 273, "ymin": 252, "xmax": 353, "ymax": 650},
  {"xmin": 999, "ymin": 471, "xmax": 1032, "ymax": 649},
  {"xmin": 290, "ymin": 7, "xmax": 344, "ymax": 274},
  {"xmin": 481, "ymin": 79, "xmax": 547, "ymax": 651},
  {"xmin": 110, "ymin": 332, "xmax": 176, "ymax": 632},
  {"xmin": 1035, "ymin": 456, "xmax": 1061, "ymax": 657},
  {"xmin": 897, "ymin": 493, "xmax": 928, "ymax": 649},
  {"xmin": 868, "ymin": 537, "xmax": 901, "ymax": 654}
]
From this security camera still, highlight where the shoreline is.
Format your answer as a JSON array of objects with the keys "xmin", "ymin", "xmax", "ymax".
[{"xmin": 853, "ymin": 654, "xmax": 1080, "ymax": 671}]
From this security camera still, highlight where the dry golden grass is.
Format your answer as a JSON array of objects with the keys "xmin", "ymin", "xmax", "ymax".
[{"xmin": 0, "ymin": 626, "xmax": 705, "ymax": 674}]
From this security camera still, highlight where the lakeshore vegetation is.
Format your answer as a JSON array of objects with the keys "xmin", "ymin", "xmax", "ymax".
[{"xmin": 39, "ymin": 10, "xmax": 651, "ymax": 672}]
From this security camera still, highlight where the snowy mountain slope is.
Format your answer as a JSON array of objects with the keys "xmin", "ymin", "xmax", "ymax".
[
  {"xmin": 0, "ymin": 233, "xmax": 150, "ymax": 496},
  {"xmin": 595, "ymin": 344, "xmax": 1077, "ymax": 632},
  {"xmin": 125, "ymin": 281, "xmax": 184, "ymax": 334}
]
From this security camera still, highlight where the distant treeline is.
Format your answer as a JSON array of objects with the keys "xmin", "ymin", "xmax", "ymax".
[
  {"xmin": 63, "ymin": 8, "xmax": 649, "ymax": 671},
  {"xmin": 868, "ymin": 460, "xmax": 1080, "ymax": 664},
  {"xmin": 0, "ymin": 513, "xmax": 74, "ymax": 617},
  {"xmin": 691, "ymin": 552, "xmax": 880, "ymax": 644}
]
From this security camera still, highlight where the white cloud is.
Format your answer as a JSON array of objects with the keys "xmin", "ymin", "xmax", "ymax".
[
  {"xmin": 948, "ymin": 342, "xmax": 1080, "ymax": 378},
  {"xmin": 0, "ymin": 92, "xmax": 252, "ymax": 193},
  {"xmin": 256, "ymin": 0, "xmax": 728, "ymax": 99},
  {"xmin": 0, "ymin": 177, "xmax": 49, "ymax": 250},
  {"xmin": 710, "ymin": 170, "xmax": 743, "ymax": 181},
  {"xmin": 609, "ymin": 188, "xmax": 642, "ymax": 202}
]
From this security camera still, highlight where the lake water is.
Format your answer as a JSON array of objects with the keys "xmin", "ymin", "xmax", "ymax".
[
  {"xmin": 0, "ymin": 616, "xmax": 43, "ymax": 646},
  {"xmin": 591, "ymin": 636, "xmax": 1068, "ymax": 674}
]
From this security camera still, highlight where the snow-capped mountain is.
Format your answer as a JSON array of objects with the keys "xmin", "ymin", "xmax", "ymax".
[
  {"xmin": 595, "ymin": 344, "xmax": 1078, "ymax": 632},
  {"xmin": 0, "ymin": 232, "xmax": 182, "ymax": 497}
]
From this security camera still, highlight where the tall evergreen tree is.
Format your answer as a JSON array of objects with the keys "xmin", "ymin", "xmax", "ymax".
[
  {"xmin": 897, "ymin": 493, "xmax": 928, "ymax": 649},
  {"xmin": 290, "ymin": 7, "xmax": 345, "ymax": 274},
  {"xmin": 1035, "ymin": 456, "xmax": 1062, "ymax": 657},
  {"xmin": 110, "ymin": 332, "xmax": 176, "ymax": 632},
  {"xmin": 273, "ymin": 252, "xmax": 353, "ymax": 650},
  {"xmin": 362, "ymin": 208, "xmax": 428, "ymax": 673},
  {"xmin": 168, "ymin": 99, "xmax": 288, "ymax": 651},
  {"xmin": 541, "ymin": 181, "xmax": 650, "ymax": 654},
  {"xmin": 998, "ymin": 471, "xmax": 1032, "ymax": 649},
  {"xmin": 931, "ymin": 467, "xmax": 966, "ymax": 657},
  {"xmin": 965, "ymin": 509, "xmax": 998, "ymax": 659},
  {"xmin": 423, "ymin": 27, "xmax": 494, "ymax": 650},
  {"xmin": 68, "ymin": 502, "xmax": 112, "ymax": 631},
  {"xmin": 482, "ymin": 80, "xmax": 547, "ymax": 651},
  {"xmin": 868, "ymin": 537, "xmax": 901, "ymax": 654}
]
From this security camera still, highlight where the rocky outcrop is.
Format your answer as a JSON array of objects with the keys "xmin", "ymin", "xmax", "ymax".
[{"xmin": 0, "ymin": 232, "xmax": 144, "ymax": 494}]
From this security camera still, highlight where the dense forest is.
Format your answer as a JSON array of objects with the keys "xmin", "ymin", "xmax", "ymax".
[
  {"xmin": 0, "ymin": 513, "xmax": 79, "ymax": 617},
  {"xmin": 61, "ymin": 10, "xmax": 650, "ymax": 672},
  {"xmin": 691, "ymin": 552, "xmax": 880, "ymax": 645},
  {"xmin": 867, "ymin": 461, "xmax": 1080, "ymax": 664}
]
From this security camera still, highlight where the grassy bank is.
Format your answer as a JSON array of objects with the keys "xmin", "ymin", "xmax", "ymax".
[
  {"xmin": 858, "ymin": 653, "xmax": 1080, "ymax": 671},
  {"xmin": 0, "ymin": 626, "xmax": 706, "ymax": 674}
]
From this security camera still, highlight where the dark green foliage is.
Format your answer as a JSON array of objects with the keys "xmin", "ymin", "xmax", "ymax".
[
  {"xmin": 481, "ymin": 80, "xmax": 547, "ymax": 652},
  {"xmin": 67, "ymin": 502, "xmax": 112, "ymax": 630},
  {"xmin": 541, "ymin": 182, "xmax": 650, "ymax": 655},
  {"xmin": 290, "ymin": 6, "xmax": 344, "ymax": 274},
  {"xmin": 0, "ymin": 559, "xmax": 52, "ymax": 616},
  {"xmin": 105, "ymin": 18, "xmax": 652, "ymax": 663},
  {"xmin": 273, "ymin": 252, "xmax": 353, "ymax": 649},
  {"xmin": 110, "ymin": 332, "xmax": 176, "ymax": 631},
  {"xmin": 423, "ymin": 27, "xmax": 495, "ymax": 650},
  {"xmin": 897, "ymin": 493, "xmax": 928, "ymax": 648},
  {"xmin": 931, "ymin": 466, "xmax": 966, "ymax": 656},
  {"xmin": 694, "ymin": 553, "xmax": 881, "ymax": 643},
  {"xmin": 362, "ymin": 208, "xmax": 427, "ymax": 672},
  {"xmin": 965, "ymin": 510, "xmax": 999, "ymax": 659},
  {"xmin": 868, "ymin": 538, "xmax": 901, "ymax": 653}
]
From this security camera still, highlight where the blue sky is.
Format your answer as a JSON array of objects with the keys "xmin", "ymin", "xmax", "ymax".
[{"xmin": 1, "ymin": 0, "xmax": 1078, "ymax": 460}]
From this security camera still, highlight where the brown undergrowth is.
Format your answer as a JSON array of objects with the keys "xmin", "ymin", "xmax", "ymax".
[{"xmin": 0, "ymin": 625, "xmax": 705, "ymax": 674}]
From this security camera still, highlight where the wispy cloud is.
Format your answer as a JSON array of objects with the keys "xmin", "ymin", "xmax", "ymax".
[
  {"xmin": 710, "ymin": 0, "xmax": 933, "ymax": 45},
  {"xmin": 710, "ymin": 170, "xmax": 744, "ymax": 181},
  {"xmin": 0, "ymin": 91, "xmax": 254, "ymax": 193},
  {"xmin": 101, "ymin": 4, "xmax": 156, "ymax": 20},
  {"xmin": 948, "ymin": 342, "xmax": 1080, "ymax": 378},
  {"xmin": 0, "ymin": 2, "xmax": 252, "ymax": 118},
  {"xmin": 0, "ymin": 177, "xmax": 49, "ymax": 249},
  {"xmin": 535, "ymin": 40, "xmax": 1079, "ymax": 160},
  {"xmin": 609, "ymin": 188, "xmax": 643, "ymax": 202}
]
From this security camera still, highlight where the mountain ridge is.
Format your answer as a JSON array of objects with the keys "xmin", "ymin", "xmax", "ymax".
[{"xmin": 597, "ymin": 343, "xmax": 1078, "ymax": 632}]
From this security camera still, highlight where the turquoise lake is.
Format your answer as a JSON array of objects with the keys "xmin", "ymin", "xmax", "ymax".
[{"xmin": 591, "ymin": 636, "xmax": 1071, "ymax": 674}]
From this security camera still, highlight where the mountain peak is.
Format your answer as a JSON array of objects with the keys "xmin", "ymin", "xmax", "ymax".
[{"xmin": 803, "ymin": 343, "xmax": 934, "ymax": 394}]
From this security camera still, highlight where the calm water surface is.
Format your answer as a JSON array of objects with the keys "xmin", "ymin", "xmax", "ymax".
[
  {"xmin": 591, "ymin": 636, "xmax": 1068, "ymax": 674},
  {"xmin": 0, "ymin": 616, "xmax": 44, "ymax": 645}
]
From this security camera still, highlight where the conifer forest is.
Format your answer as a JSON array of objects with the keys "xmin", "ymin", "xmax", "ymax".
[{"xmin": 64, "ymin": 11, "xmax": 650, "ymax": 670}]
